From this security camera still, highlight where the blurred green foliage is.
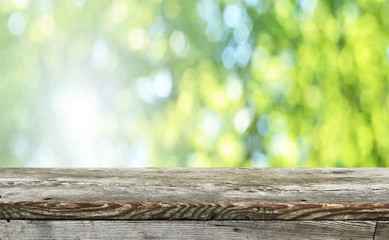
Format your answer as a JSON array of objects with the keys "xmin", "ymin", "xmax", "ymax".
[{"xmin": 0, "ymin": 0, "xmax": 388, "ymax": 167}]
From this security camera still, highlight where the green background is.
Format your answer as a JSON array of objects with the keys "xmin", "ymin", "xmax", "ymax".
[{"xmin": 1, "ymin": 0, "xmax": 388, "ymax": 167}]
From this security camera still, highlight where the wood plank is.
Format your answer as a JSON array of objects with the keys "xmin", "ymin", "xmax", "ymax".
[
  {"xmin": 0, "ymin": 220, "xmax": 377, "ymax": 240},
  {"xmin": 1, "ymin": 168, "xmax": 389, "ymax": 220},
  {"xmin": 1, "ymin": 168, "xmax": 388, "ymax": 203}
]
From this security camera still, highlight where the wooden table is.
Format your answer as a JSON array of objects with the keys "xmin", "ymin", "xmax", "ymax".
[{"xmin": 1, "ymin": 168, "xmax": 389, "ymax": 239}]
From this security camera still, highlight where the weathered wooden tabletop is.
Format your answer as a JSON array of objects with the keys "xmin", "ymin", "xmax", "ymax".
[{"xmin": 1, "ymin": 168, "xmax": 388, "ymax": 239}]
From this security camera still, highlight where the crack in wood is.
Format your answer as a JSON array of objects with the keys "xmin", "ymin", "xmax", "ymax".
[{"xmin": 373, "ymin": 221, "xmax": 378, "ymax": 239}]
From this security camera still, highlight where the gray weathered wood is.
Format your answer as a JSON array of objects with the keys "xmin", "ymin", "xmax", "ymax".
[
  {"xmin": 374, "ymin": 221, "xmax": 389, "ymax": 239},
  {"xmin": 0, "ymin": 220, "xmax": 377, "ymax": 240},
  {"xmin": 2, "ymin": 168, "xmax": 388, "ymax": 203},
  {"xmin": 1, "ymin": 168, "xmax": 389, "ymax": 220}
]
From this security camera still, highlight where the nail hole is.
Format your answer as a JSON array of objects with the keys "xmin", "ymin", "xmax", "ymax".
[
  {"xmin": 44, "ymin": 198, "xmax": 52, "ymax": 200},
  {"xmin": 300, "ymin": 199, "xmax": 306, "ymax": 202},
  {"xmin": 6, "ymin": 219, "xmax": 10, "ymax": 222}
]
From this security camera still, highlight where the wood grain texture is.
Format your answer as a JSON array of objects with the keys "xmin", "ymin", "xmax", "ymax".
[
  {"xmin": 1, "ymin": 168, "xmax": 389, "ymax": 220},
  {"xmin": 0, "ymin": 220, "xmax": 377, "ymax": 240},
  {"xmin": 2, "ymin": 202, "xmax": 389, "ymax": 221}
]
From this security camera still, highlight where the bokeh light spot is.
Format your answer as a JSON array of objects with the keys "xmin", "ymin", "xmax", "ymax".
[
  {"xmin": 226, "ymin": 76, "xmax": 243, "ymax": 101},
  {"xmin": 223, "ymin": 4, "xmax": 243, "ymax": 28},
  {"xmin": 73, "ymin": 0, "xmax": 87, "ymax": 8},
  {"xmin": 91, "ymin": 40, "xmax": 109, "ymax": 68},
  {"xmin": 154, "ymin": 69, "xmax": 173, "ymax": 98},
  {"xmin": 13, "ymin": 0, "xmax": 31, "ymax": 9},
  {"xmin": 222, "ymin": 46, "xmax": 236, "ymax": 69},
  {"xmin": 128, "ymin": 28, "xmax": 149, "ymax": 51},
  {"xmin": 8, "ymin": 12, "xmax": 26, "ymax": 36},
  {"xmin": 234, "ymin": 108, "xmax": 253, "ymax": 133},
  {"xmin": 169, "ymin": 31, "xmax": 186, "ymax": 55},
  {"xmin": 39, "ymin": 14, "xmax": 55, "ymax": 36}
]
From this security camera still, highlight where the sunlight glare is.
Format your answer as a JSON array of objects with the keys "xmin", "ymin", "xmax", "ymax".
[{"xmin": 52, "ymin": 85, "xmax": 102, "ymax": 145}]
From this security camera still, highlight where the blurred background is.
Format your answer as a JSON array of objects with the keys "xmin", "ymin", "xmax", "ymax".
[{"xmin": 0, "ymin": 0, "xmax": 388, "ymax": 167}]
